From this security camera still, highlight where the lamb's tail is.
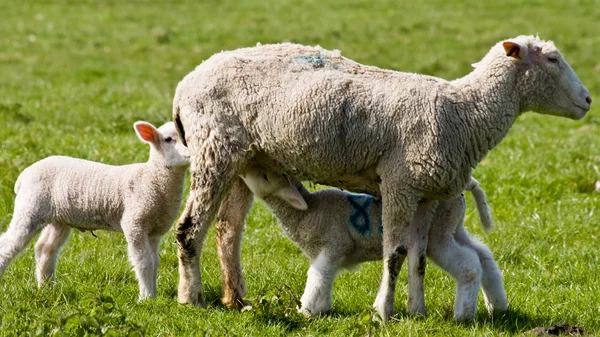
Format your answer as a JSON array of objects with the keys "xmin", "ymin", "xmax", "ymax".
[
  {"xmin": 173, "ymin": 105, "xmax": 187, "ymax": 147},
  {"xmin": 13, "ymin": 173, "xmax": 23, "ymax": 195},
  {"xmin": 465, "ymin": 178, "xmax": 493, "ymax": 232}
]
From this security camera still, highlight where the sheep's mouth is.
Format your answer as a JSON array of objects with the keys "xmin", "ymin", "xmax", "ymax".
[{"xmin": 570, "ymin": 103, "xmax": 589, "ymax": 120}]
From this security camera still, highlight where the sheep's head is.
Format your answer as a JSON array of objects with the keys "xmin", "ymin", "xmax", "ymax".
[
  {"xmin": 240, "ymin": 166, "xmax": 308, "ymax": 210},
  {"xmin": 505, "ymin": 35, "xmax": 591, "ymax": 120},
  {"xmin": 134, "ymin": 121, "xmax": 191, "ymax": 168}
]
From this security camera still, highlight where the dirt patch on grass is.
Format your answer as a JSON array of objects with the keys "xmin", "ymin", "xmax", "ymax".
[{"xmin": 523, "ymin": 323, "xmax": 586, "ymax": 336}]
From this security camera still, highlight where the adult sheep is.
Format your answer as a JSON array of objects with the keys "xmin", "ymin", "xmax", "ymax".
[{"xmin": 173, "ymin": 36, "xmax": 591, "ymax": 320}]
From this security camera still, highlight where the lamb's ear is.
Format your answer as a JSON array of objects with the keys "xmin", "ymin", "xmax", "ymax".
[
  {"xmin": 275, "ymin": 186, "xmax": 308, "ymax": 211},
  {"xmin": 134, "ymin": 121, "xmax": 159, "ymax": 146},
  {"xmin": 502, "ymin": 40, "xmax": 528, "ymax": 60}
]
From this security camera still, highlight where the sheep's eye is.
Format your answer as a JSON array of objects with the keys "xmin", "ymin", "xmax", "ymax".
[
  {"xmin": 165, "ymin": 137, "xmax": 173, "ymax": 143},
  {"xmin": 548, "ymin": 56, "xmax": 559, "ymax": 64},
  {"xmin": 263, "ymin": 173, "xmax": 269, "ymax": 182}
]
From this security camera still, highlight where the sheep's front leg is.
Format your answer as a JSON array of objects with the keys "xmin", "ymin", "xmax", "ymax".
[
  {"xmin": 149, "ymin": 236, "xmax": 162, "ymax": 296},
  {"xmin": 406, "ymin": 200, "xmax": 435, "ymax": 317},
  {"xmin": 373, "ymin": 181, "xmax": 421, "ymax": 321},
  {"xmin": 215, "ymin": 177, "xmax": 254, "ymax": 310},
  {"xmin": 124, "ymin": 228, "xmax": 156, "ymax": 300},
  {"xmin": 299, "ymin": 252, "xmax": 341, "ymax": 316},
  {"xmin": 35, "ymin": 223, "xmax": 72, "ymax": 286}
]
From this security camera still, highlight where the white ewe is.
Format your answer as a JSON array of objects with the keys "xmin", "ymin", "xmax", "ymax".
[{"xmin": 172, "ymin": 36, "xmax": 590, "ymax": 319}]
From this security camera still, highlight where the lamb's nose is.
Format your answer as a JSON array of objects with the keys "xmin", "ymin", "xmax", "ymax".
[{"xmin": 586, "ymin": 96, "xmax": 592, "ymax": 105}]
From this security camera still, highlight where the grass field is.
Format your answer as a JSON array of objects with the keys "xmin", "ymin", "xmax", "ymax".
[{"xmin": 1, "ymin": 0, "xmax": 599, "ymax": 336}]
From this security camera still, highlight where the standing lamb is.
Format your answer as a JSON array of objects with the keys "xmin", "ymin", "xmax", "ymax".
[
  {"xmin": 240, "ymin": 166, "xmax": 506, "ymax": 319},
  {"xmin": 0, "ymin": 121, "xmax": 190, "ymax": 300},
  {"xmin": 172, "ymin": 36, "xmax": 591, "ymax": 320}
]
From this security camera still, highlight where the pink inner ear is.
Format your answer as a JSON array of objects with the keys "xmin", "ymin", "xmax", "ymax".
[
  {"xmin": 135, "ymin": 124, "xmax": 157, "ymax": 143},
  {"xmin": 502, "ymin": 41, "xmax": 522, "ymax": 59}
]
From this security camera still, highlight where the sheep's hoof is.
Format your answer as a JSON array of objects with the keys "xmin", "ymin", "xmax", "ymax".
[
  {"xmin": 222, "ymin": 296, "xmax": 249, "ymax": 310},
  {"xmin": 178, "ymin": 294, "xmax": 206, "ymax": 308}
]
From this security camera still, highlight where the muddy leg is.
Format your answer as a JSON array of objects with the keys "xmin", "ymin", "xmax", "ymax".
[
  {"xmin": 406, "ymin": 200, "xmax": 436, "ymax": 316},
  {"xmin": 215, "ymin": 177, "xmax": 254, "ymax": 309},
  {"xmin": 373, "ymin": 179, "xmax": 421, "ymax": 321}
]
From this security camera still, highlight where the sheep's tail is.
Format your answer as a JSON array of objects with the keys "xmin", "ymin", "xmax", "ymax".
[
  {"xmin": 465, "ymin": 177, "xmax": 493, "ymax": 232},
  {"xmin": 173, "ymin": 105, "xmax": 187, "ymax": 147}
]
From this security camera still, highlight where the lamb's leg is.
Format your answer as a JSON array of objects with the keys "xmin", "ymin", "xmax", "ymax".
[
  {"xmin": 149, "ymin": 236, "xmax": 162, "ymax": 296},
  {"xmin": 124, "ymin": 228, "xmax": 155, "ymax": 300},
  {"xmin": 299, "ymin": 252, "xmax": 341, "ymax": 316},
  {"xmin": 215, "ymin": 177, "xmax": 254, "ymax": 310},
  {"xmin": 34, "ymin": 223, "xmax": 72, "ymax": 286},
  {"xmin": 373, "ymin": 179, "xmax": 422, "ymax": 321},
  {"xmin": 406, "ymin": 200, "xmax": 435, "ymax": 317},
  {"xmin": 427, "ymin": 200, "xmax": 482, "ymax": 321},
  {"xmin": 0, "ymin": 213, "xmax": 47, "ymax": 278},
  {"xmin": 454, "ymin": 226, "xmax": 508, "ymax": 313}
]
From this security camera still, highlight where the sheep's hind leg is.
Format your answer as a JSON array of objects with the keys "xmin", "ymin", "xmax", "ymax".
[
  {"xmin": 215, "ymin": 177, "xmax": 254, "ymax": 310},
  {"xmin": 454, "ymin": 226, "xmax": 507, "ymax": 313},
  {"xmin": 406, "ymin": 200, "xmax": 435, "ymax": 317},
  {"xmin": 299, "ymin": 252, "xmax": 341, "ymax": 316},
  {"xmin": 373, "ymin": 179, "xmax": 421, "ymax": 321},
  {"xmin": 0, "ymin": 213, "xmax": 47, "ymax": 279},
  {"xmin": 427, "ymin": 203, "xmax": 482, "ymax": 321},
  {"xmin": 176, "ymin": 135, "xmax": 248, "ymax": 307},
  {"xmin": 34, "ymin": 223, "xmax": 72, "ymax": 286}
]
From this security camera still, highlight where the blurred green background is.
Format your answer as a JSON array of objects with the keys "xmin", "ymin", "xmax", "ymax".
[{"xmin": 0, "ymin": 0, "xmax": 599, "ymax": 336}]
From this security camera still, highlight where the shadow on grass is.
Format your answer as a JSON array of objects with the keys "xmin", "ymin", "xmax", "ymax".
[{"xmin": 476, "ymin": 307, "xmax": 552, "ymax": 335}]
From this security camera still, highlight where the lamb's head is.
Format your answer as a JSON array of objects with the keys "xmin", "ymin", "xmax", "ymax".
[
  {"xmin": 134, "ymin": 121, "xmax": 190, "ymax": 168},
  {"xmin": 240, "ymin": 166, "xmax": 308, "ymax": 211},
  {"xmin": 499, "ymin": 35, "xmax": 591, "ymax": 120}
]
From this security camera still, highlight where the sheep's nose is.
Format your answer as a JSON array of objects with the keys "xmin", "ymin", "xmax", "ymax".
[{"xmin": 586, "ymin": 96, "xmax": 592, "ymax": 105}]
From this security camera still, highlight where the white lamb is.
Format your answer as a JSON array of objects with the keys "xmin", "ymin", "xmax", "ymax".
[
  {"xmin": 0, "ymin": 121, "xmax": 189, "ymax": 300},
  {"xmin": 172, "ymin": 36, "xmax": 591, "ymax": 320},
  {"xmin": 240, "ymin": 167, "xmax": 506, "ymax": 319}
]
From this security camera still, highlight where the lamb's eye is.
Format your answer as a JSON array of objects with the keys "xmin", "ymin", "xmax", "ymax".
[
  {"xmin": 263, "ymin": 173, "xmax": 269, "ymax": 182},
  {"xmin": 165, "ymin": 137, "xmax": 173, "ymax": 143},
  {"xmin": 548, "ymin": 56, "xmax": 559, "ymax": 64}
]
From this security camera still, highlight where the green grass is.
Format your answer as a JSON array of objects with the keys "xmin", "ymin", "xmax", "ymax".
[{"xmin": 1, "ymin": 0, "xmax": 599, "ymax": 335}]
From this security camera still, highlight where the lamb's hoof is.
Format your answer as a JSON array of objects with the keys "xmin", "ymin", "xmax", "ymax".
[
  {"xmin": 453, "ymin": 313, "xmax": 475, "ymax": 323},
  {"xmin": 409, "ymin": 309, "xmax": 428, "ymax": 319},
  {"xmin": 373, "ymin": 302, "xmax": 394, "ymax": 322},
  {"xmin": 137, "ymin": 293, "xmax": 157, "ymax": 303},
  {"xmin": 406, "ymin": 300, "xmax": 428, "ymax": 319},
  {"xmin": 298, "ymin": 306, "xmax": 312, "ymax": 317}
]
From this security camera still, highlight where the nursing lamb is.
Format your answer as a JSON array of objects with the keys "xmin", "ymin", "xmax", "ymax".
[{"xmin": 241, "ymin": 167, "xmax": 506, "ymax": 319}]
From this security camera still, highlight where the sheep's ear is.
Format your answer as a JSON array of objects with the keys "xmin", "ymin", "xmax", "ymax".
[
  {"xmin": 275, "ymin": 186, "xmax": 308, "ymax": 211},
  {"xmin": 502, "ymin": 40, "xmax": 527, "ymax": 60},
  {"xmin": 134, "ymin": 121, "xmax": 159, "ymax": 145}
]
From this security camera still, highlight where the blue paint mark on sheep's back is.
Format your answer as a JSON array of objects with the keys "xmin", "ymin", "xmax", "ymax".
[
  {"xmin": 294, "ymin": 55, "xmax": 326, "ymax": 67},
  {"xmin": 346, "ymin": 194, "xmax": 374, "ymax": 235}
]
